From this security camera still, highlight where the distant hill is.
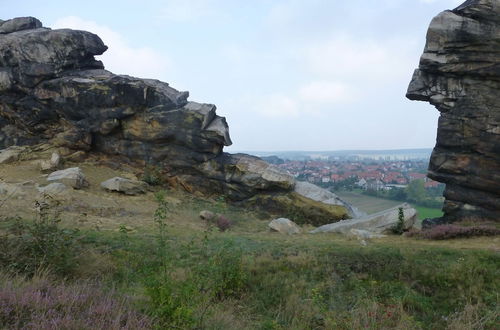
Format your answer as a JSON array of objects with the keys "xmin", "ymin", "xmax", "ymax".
[{"xmin": 238, "ymin": 149, "xmax": 433, "ymax": 161}]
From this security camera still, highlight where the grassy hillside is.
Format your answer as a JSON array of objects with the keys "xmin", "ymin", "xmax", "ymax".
[{"xmin": 1, "ymin": 188, "xmax": 498, "ymax": 329}]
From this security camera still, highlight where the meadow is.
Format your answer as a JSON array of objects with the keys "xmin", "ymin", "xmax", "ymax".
[{"xmin": 0, "ymin": 190, "xmax": 498, "ymax": 329}]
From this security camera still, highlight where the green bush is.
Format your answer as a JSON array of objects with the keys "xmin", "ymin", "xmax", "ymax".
[{"xmin": 0, "ymin": 199, "xmax": 82, "ymax": 277}]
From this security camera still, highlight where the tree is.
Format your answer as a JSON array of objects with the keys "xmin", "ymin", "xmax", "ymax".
[{"xmin": 406, "ymin": 179, "xmax": 426, "ymax": 203}]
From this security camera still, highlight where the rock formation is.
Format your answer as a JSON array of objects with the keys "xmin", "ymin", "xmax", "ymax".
[
  {"xmin": 407, "ymin": 0, "xmax": 500, "ymax": 223},
  {"xmin": 0, "ymin": 16, "xmax": 355, "ymax": 224}
]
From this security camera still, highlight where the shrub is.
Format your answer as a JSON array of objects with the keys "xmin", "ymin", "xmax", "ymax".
[
  {"xmin": 0, "ymin": 198, "xmax": 82, "ymax": 277},
  {"xmin": 215, "ymin": 215, "xmax": 233, "ymax": 232},
  {"xmin": 142, "ymin": 165, "xmax": 163, "ymax": 186},
  {"xmin": 0, "ymin": 272, "xmax": 152, "ymax": 329},
  {"xmin": 391, "ymin": 207, "xmax": 405, "ymax": 235}
]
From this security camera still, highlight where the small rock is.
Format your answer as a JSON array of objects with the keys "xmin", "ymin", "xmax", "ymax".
[
  {"xmin": 0, "ymin": 146, "xmax": 25, "ymax": 164},
  {"xmin": 40, "ymin": 152, "xmax": 61, "ymax": 172},
  {"xmin": 199, "ymin": 210, "xmax": 215, "ymax": 221},
  {"xmin": 47, "ymin": 167, "xmax": 89, "ymax": 189},
  {"xmin": 268, "ymin": 218, "xmax": 302, "ymax": 235},
  {"xmin": 101, "ymin": 177, "xmax": 148, "ymax": 195},
  {"xmin": 37, "ymin": 182, "xmax": 68, "ymax": 196}
]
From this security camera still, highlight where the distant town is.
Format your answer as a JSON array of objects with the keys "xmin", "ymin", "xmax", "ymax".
[{"xmin": 250, "ymin": 149, "xmax": 444, "ymax": 192}]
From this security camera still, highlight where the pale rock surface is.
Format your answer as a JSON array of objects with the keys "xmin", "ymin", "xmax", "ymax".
[
  {"xmin": 310, "ymin": 204, "xmax": 416, "ymax": 235},
  {"xmin": 39, "ymin": 152, "xmax": 61, "ymax": 171},
  {"xmin": 101, "ymin": 177, "xmax": 148, "ymax": 195},
  {"xmin": 47, "ymin": 167, "xmax": 88, "ymax": 189},
  {"xmin": 0, "ymin": 146, "xmax": 25, "ymax": 164},
  {"xmin": 269, "ymin": 218, "xmax": 302, "ymax": 235}
]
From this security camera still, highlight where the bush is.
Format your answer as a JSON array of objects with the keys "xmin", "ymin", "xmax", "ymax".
[
  {"xmin": 0, "ymin": 199, "xmax": 82, "ymax": 277},
  {"xmin": 0, "ymin": 272, "xmax": 152, "ymax": 329},
  {"xmin": 141, "ymin": 165, "xmax": 163, "ymax": 186},
  {"xmin": 391, "ymin": 207, "xmax": 405, "ymax": 235},
  {"xmin": 215, "ymin": 215, "xmax": 233, "ymax": 232}
]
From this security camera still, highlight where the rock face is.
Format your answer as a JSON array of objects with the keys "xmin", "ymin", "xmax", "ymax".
[
  {"xmin": 0, "ymin": 17, "xmax": 231, "ymax": 167},
  {"xmin": 0, "ymin": 17, "xmax": 355, "ymax": 224},
  {"xmin": 407, "ymin": 0, "xmax": 500, "ymax": 223}
]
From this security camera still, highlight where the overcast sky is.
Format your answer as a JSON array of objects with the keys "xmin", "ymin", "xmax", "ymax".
[{"xmin": 2, "ymin": 0, "xmax": 464, "ymax": 151}]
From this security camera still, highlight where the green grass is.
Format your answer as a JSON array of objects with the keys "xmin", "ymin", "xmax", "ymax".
[
  {"xmin": 1, "ymin": 193, "xmax": 498, "ymax": 329},
  {"xmin": 414, "ymin": 206, "xmax": 444, "ymax": 220},
  {"xmin": 336, "ymin": 191, "xmax": 443, "ymax": 220},
  {"xmin": 335, "ymin": 191, "xmax": 402, "ymax": 214}
]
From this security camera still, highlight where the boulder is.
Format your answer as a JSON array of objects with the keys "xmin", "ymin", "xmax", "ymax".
[
  {"xmin": 101, "ymin": 177, "xmax": 148, "ymax": 195},
  {"xmin": 37, "ymin": 182, "xmax": 68, "ymax": 196},
  {"xmin": 406, "ymin": 0, "xmax": 500, "ymax": 223},
  {"xmin": 39, "ymin": 152, "xmax": 61, "ymax": 171},
  {"xmin": 268, "ymin": 218, "xmax": 302, "ymax": 235},
  {"xmin": 310, "ymin": 204, "xmax": 417, "ymax": 235},
  {"xmin": 47, "ymin": 167, "xmax": 88, "ymax": 189},
  {"xmin": 0, "ymin": 146, "xmax": 25, "ymax": 164},
  {"xmin": 199, "ymin": 210, "xmax": 216, "ymax": 222},
  {"xmin": 0, "ymin": 17, "xmax": 42, "ymax": 34}
]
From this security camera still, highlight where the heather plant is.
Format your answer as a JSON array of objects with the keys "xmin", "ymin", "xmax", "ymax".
[
  {"xmin": 0, "ymin": 197, "xmax": 82, "ymax": 277},
  {"xmin": 420, "ymin": 224, "xmax": 500, "ymax": 240},
  {"xmin": 0, "ymin": 272, "xmax": 152, "ymax": 329}
]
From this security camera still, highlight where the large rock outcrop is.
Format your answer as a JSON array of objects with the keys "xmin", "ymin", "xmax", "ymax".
[
  {"xmin": 407, "ymin": 0, "xmax": 500, "ymax": 223},
  {"xmin": 0, "ymin": 17, "xmax": 354, "ymax": 224}
]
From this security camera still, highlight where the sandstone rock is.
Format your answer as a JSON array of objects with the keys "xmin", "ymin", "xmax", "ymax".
[
  {"xmin": 310, "ymin": 204, "xmax": 417, "ymax": 235},
  {"xmin": 0, "ymin": 146, "xmax": 25, "ymax": 164},
  {"xmin": 0, "ymin": 17, "xmax": 42, "ymax": 34},
  {"xmin": 39, "ymin": 152, "xmax": 61, "ymax": 171},
  {"xmin": 37, "ymin": 182, "xmax": 68, "ymax": 196},
  {"xmin": 407, "ymin": 0, "xmax": 500, "ymax": 223},
  {"xmin": 101, "ymin": 177, "xmax": 148, "ymax": 195},
  {"xmin": 294, "ymin": 181, "xmax": 366, "ymax": 218},
  {"xmin": 47, "ymin": 167, "xmax": 88, "ymax": 189},
  {"xmin": 0, "ymin": 17, "xmax": 358, "ymax": 222},
  {"xmin": 199, "ymin": 210, "xmax": 215, "ymax": 221},
  {"xmin": 268, "ymin": 218, "xmax": 302, "ymax": 235},
  {"xmin": 0, "ymin": 17, "xmax": 230, "ymax": 166}
]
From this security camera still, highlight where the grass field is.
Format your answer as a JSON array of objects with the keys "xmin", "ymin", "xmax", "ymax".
[{"xmin": 336, "ymin": 191, "xmax": 443, "ymax": 220}]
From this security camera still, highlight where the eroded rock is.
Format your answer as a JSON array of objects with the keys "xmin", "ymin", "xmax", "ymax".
[
  {"xmin": 310, "ymin": 204, "xmax": 416, "ymax": 235},
  {"xmin": 407, "ymin": 0, "xmax": 500, "ymax": 223}
]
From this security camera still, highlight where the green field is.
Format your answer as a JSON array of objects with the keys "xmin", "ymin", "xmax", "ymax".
[{"xmin": 336, "ymin": 191, "xmax": 443, "ymax": 220}]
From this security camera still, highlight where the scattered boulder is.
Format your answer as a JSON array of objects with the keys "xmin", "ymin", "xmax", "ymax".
[
  {"xmin": 0, "ymin": 146, "xmax": 25, "ymax": 164},
  {"xmin": 406, "ymin": 0, "xmax": 500, "ymax": 222},
  {"xmin": 101, "ymin": 177, "xmax": 148, "ymax": 195},
  {"xmin": 39, "ymin": 152, "xmax": 61, "ymax": 172},
  {"xmin": 268, "ymin": 218, "xmax": 302, "ymax": 235},
  {"xmin": 310, "ymin": 204, "xmax": 417, "ymax": 235},
  {"xmin": 199, "ymin": 210, "xmax": 216, "ymax": 222},
  {"xmin": 37, "ymin": 182, "xmax": 68, "ymax": 196},
  {"xmin": 47, "ymin": 167, "xmax": 88, "ymax": 189}
]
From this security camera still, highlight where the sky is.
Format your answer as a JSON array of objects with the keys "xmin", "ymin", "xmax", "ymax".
[{"xmin": 1, "ymin": 0, "xmax": 464, "ymax": 152}]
